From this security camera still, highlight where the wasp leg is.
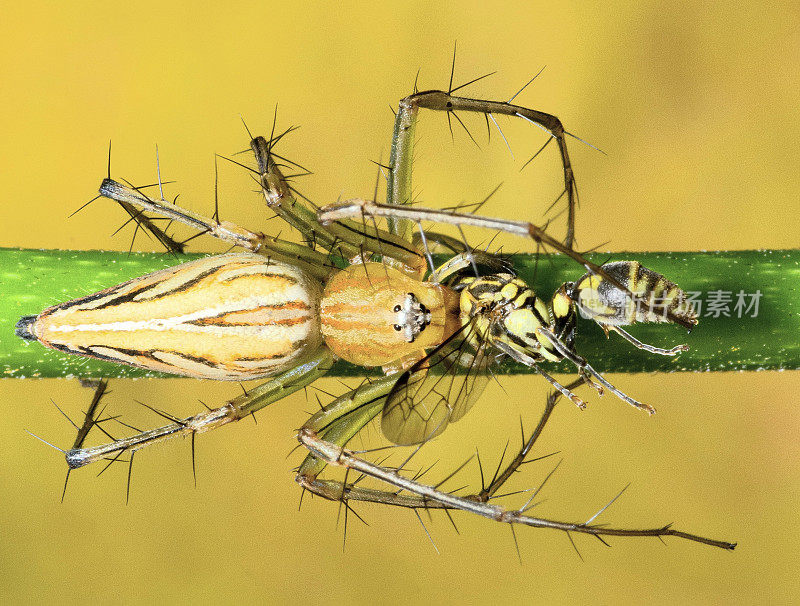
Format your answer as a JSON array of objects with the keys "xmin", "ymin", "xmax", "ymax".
[
  {"xmin": 388, "ymin": 90, "xmax": 577, "ymax": 248},
  {"xmin": 532, "ymin": 364, "xmax": 586, "ymax": 409},
  {"xmin": 250, "ymin": 136, "xmax": 425, "ymax": 273},
  {"xmin": 319, "ymin": 200, "xmax": 694, "ymax": 331},
  {"xmin": 536, "ymin": 327, "xmax": 655, "ymax": 414},
  {"xmin": 607, "ymin": 325, "xmax": 690, "ymax": 356},
  {"xmin": 63, "ymin": 349, "xmax": 335, "ymax": 470}
]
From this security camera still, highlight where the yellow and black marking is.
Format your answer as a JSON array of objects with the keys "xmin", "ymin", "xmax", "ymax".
[
  {"xmin": 571, "ymin": 261, "xmax": 698, "ymax": 328},
  {"xmin": 459, "ymin": 273, "xmax": 563, "ymax": 363}
]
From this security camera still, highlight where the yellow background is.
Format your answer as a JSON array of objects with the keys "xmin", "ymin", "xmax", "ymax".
[{"xmin": 1, "ymin": 2, "xmax": 799, "ymax": 604}]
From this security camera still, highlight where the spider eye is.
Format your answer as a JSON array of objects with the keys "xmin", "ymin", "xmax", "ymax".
[
  {"xmin": 393, "ymin": 324, "xmax": 401, "ymax": 331},
  {"xmin": 393, "ymin": 305, "xmax": 401, "ymax": 312}
]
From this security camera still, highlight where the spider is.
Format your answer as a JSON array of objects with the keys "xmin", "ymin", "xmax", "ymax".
[{"xmin": 15, "ymin": 78, "xmax": 733, "ymax": 551}]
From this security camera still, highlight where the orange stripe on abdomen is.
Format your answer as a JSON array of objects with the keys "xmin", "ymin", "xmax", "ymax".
[{"xmin": 28, "ymin": 253, "xmax": 324, "ymax": 380}]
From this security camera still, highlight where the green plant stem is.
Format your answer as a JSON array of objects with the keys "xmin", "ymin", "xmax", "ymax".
[{"xmin": 1, "ymin": 248, "xmax": 797, "ymax": 379}]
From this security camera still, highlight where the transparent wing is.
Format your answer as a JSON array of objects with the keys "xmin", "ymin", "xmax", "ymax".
[{"xmin": 382, "ymin": 318, "xmax": 493, "ymax": 446}]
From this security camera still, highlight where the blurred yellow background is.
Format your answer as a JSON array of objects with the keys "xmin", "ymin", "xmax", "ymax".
[{"xmin": 1, "ymin": 2, "xmax": 798, "ymax": 604}]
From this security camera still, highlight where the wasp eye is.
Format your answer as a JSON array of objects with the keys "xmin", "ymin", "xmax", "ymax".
[
  {"xmin": 393, "ymin": 324, "xmax": 401, "ymax": 331},
  {"xmin": 393, "ymin": 305, "xmax": 401, "ymax": 312}
]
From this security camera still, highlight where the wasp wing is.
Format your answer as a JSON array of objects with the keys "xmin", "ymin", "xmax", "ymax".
[{"xmin": 382, "ymin": 319, "xmax": 493, "ymax": 445}]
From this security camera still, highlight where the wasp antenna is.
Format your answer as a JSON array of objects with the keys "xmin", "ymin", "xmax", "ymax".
[{"xmin": 456, "ymin": 225, "xmax": 480, "ymax": 278}]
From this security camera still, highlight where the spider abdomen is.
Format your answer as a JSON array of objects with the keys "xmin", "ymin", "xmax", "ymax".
[{"xmin": 18, "ymin": 253, "xmax": 323, "ymax": 380}]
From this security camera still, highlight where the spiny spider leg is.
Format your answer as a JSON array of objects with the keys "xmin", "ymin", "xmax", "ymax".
[
  {"xmin": 297, "ymin": 374, "xmax": 398, "ymax": 479},
  {"xmin": 98, "ymin": 178, "xmax": 334, "ymax": 281},
  {"xmin": 318, "ymin": 199, "xmax": 695, "ymax": 330},
  {"xmin": 296, "ymin": 379, "xmax": 736, "ymax": 551},
  {"xmin": 388, "ymin": 90, "xmax": 578, "ymax": 248},
  {"xmin": 248, "ymin": 136, "xmax": 425, "ymax": 272},
  {"xmin": 64, "ymin": 350, "xmax": 334, "ymax": 470}
]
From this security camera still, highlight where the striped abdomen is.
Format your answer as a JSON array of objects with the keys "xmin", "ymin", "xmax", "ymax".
[
  {"xmin": 572, "ymin": 261, "xmax": 698, "ymax": 327},
  {"xmin": 17, "ymin": 253, "xmax": 323, "ymax": 379}
]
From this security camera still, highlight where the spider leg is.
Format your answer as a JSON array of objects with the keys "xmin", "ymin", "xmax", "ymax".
[
  {"xmin": 388, "ymin": 90, "xmax": 577, "ymax": 248},
  {"xmin": 63, "ymin": 349, "xmax": 335, "ymax": 470}
]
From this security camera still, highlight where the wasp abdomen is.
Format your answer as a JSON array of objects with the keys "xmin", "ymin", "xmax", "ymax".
[
  {"xmin": 573, "ymin": 261, "xmax": 697, "ymax": 327},
  {"xmin": 20, "ymin": 253, "xmax": 323, "ymax": 380}
]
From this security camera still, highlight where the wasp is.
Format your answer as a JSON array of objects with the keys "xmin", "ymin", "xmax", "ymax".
[{"xmin": 15, "ymin": 82, "xmax": 732, "ymax": 550}]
